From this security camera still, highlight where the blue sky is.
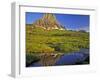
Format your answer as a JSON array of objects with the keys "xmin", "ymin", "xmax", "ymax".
[{"xmin": 26, "ymin": 12, "xmax": 89, "ymax": 31}]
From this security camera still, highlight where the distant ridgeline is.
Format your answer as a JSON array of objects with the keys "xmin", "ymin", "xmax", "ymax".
[{"xmin": 26, "ymin": 13, "xmax": 65, "ymax": 30}]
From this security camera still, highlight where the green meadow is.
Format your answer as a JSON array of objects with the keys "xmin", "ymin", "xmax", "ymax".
[
  {"xmin": 26, "ymin": 25, "xmax": 89, "ymax": 54},
  {"xmin": 26, "ymin": 25, "xmax": 89, "ymax": 66}
]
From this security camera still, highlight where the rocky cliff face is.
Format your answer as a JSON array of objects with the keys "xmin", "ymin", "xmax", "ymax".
[{"xmin": 33, "ymin": 13, "xmax": 65, "ymax": 30}]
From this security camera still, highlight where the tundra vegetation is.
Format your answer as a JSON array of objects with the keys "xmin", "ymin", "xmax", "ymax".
[{"xmin": 26, "ymin": 25, "xmax": 89, "ymax": 66}]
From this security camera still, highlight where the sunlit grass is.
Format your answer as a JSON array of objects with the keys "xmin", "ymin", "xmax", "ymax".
[{"xmin": 26, "ymin": 26, "xmax": 89, "ymax": 54}]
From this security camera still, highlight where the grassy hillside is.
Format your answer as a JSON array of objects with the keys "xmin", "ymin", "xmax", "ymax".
[{"xmin": 26, "ymin": 25, "xmax": 89, "ymax": 54}]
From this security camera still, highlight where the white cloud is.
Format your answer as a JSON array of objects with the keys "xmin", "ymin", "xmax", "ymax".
[{"xmin": 78, "ymin": 26, "xmax": 89, "ymax": 32}]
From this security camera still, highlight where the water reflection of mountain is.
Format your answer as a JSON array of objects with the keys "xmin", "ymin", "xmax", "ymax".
[{"xmin": 29, "ymin": 48, "xmax": 89, "ymax": 67}]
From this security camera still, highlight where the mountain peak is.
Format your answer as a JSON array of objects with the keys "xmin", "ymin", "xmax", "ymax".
[
  {"xmin": 33, "ymin": 13, "xmax": 65, "ymax": 30},
  {"xmin": 42, "ymin": 13, "xmax": 56, "ymax": 22}
]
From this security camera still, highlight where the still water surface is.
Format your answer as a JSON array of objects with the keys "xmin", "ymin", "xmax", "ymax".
[{"xmin": 29, "ymin": 49, "xmax": 89, "ymax": 67}]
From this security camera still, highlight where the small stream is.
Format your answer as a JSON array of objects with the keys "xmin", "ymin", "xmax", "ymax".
[{"xmin": 28, "ymin": 48, "xmax": 89, "ymax": 67}]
